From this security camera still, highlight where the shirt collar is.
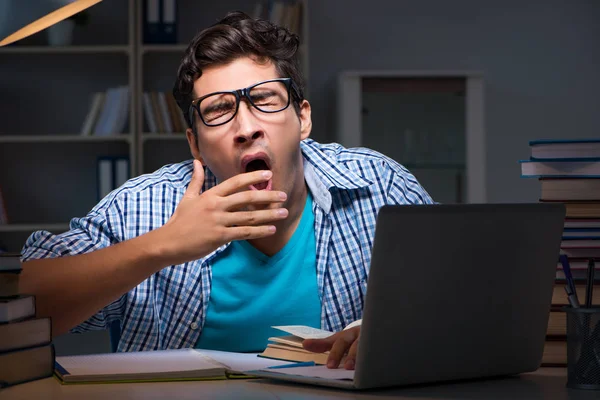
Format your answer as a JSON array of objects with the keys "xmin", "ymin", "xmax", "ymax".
[
  {"xmin": 300, "ymin": 139, "xmax": 372, "ymax": 190},
  {"xmin": 300, "ymin": 139, "xmax": 372, "ymax": 213}
]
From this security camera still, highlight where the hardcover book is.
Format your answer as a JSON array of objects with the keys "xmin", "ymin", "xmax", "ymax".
[
  {"xmin": 520, "ymin": 159, "xmax": 600, "ymax": 178},
  {"xmin": 529, "ymin": 138, "xmax": 600, "ymax": 160},
  {"xmin": 0, "ymin": 317, "xmax": 51, "ymax": 353},
  {"xmin": 0, "ymin": 295, "xmax": 35, "ymax": 323},
  {"xmin": 0, "ymin": 269, "xmax": 20, "ymax": 298},
  {"xmin": 0, "ymin": 252, "xmax": 21, "ymax": 272},
  {"xmin": 0, "ymin": 344, "xmax": 54, "ymax": 388}
]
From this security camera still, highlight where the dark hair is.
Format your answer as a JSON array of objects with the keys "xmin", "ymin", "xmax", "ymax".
[{"xmin": 173, "ymin": 11, "xmax": 305, "ymax": 132}]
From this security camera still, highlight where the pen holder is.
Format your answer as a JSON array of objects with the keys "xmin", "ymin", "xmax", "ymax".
[{"xmin": 565, "ymin": 307, "xmax": 600, "ymax": 390}]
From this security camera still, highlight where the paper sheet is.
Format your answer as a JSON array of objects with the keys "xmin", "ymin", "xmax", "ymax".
[
  {"xmin": 196, "ymin": 349, "xmax": 291, "ymax": 372},
  {"xmin": 259, "ymin": 365, "xmax": 355, "ymax": 380},
  {"xmin": 56, "ymin": 349, "xmax": 222, "ymax": 376},
  {"xmin": 272, "ymin": 325, "xmax": 335, "ymax": 339}
]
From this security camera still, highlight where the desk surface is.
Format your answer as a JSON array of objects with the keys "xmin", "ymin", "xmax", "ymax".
[{"xmin": 1, "ymin": 368, "xmax": 597, "ymax": 400}]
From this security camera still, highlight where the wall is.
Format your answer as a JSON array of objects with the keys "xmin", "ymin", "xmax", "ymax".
[{"xmin": 307, "ymin": 0, "xmax": 600, "ymax": 202}]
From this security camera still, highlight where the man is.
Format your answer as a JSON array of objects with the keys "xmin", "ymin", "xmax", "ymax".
[{"xmin": 20, "ymin": 12, "xmax": 433, "ymax": 370}]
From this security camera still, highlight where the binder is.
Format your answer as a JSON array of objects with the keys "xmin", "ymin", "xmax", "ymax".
[
  {"xmin": 97, "ymin": 157, "xmax": 113, "ymax": 201},
  {"xmin": 162, "ymin": 0, "xmax": 177, "ymax": 43},
  {"xmin": 114, "ymin": 157, "xmax": 130, "ymax": 188},
  {"xmin": 96, "ymin": 156, "xmax": 131, "ymax": 201},
  {"xmin": 143, "ymin": 0, "xmax": 177, "ymax": 44}
]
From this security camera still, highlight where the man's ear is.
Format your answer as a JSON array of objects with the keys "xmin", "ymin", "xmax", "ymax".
[
  {"xmin": 186, "ymin": 128, "xmax": 205, "ymax": 165},
  {"xmin": 298, "ymin": 100, "xmax": 312, "ymax": 140}
]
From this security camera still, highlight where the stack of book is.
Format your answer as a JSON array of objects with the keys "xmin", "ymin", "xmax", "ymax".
[
  {"xmin": 520, "ymin": 138, "xmax": 600, "ymax": 366},
  {"xmin": 260, "ymin": 326, "xmax": 334, "ymax": 365},
  {"xmin": 79, "ymin": 86, "xmax": 130, "ymax": 136},
  {"xmin": 142, "ymin": 91, "xmax": 187, "ymax": 134},
  {"xmin": 0, "ymin": 253, "xmax": 54, "ymax": 387},
  {"xmin": 258, "ymin": 325, "xmax": 356, "ymax": 365}
]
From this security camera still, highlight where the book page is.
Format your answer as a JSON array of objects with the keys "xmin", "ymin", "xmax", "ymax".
[
  {"xmin": 259, "ymin": 365, "xmax": 355, "ymax": 381},
  {"xmin": 267, "ymin": 344, "xmax": 314, "ymax": 353},
  {"xmin": 272, "ymin": 325, "xmax": 334, "ymax": 339},
  {"xmin": 56, "ymin": 349, "xmax": 223, "ymax": 377},
  {"xmin": 268, "ymin": 335, "xmax": 304, "ymax": 348},
  {"xmin": 197, "ymin": 349, "xmax": 291, "ymax": 373}
]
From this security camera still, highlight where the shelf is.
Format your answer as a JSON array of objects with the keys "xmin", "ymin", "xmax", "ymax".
[
  {"xmin": 0, "ymin": 135, "xmax": 134, "ymax": 144},
  {"xmin": 142, "ymin": 133, "xmax": 188, "ymax": 142},
  {"xmin": 141, "ymin": 44, "xmax": 188, "ymax": 54},
  {"xmin": 0, "ymin": 45, "xmax": 131, "ymax": 55},
  {"xmin": 0, "ymin": 223, "xmax": 70, "ymax": 233}
]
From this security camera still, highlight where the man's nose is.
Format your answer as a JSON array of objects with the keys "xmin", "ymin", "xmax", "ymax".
[{"xmin": 233, "ymin": 102, "xmax": 264, "ymax": 144}]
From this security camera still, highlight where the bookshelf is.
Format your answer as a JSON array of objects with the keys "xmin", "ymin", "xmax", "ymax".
[
  {"xmin": 140, "ymin": 44, "xmax": 188, "ymax": 53},
  {"xmin": 0, "ymin": 0, "xmax": 309, "ymax": 254},
  {"xmin": 0, "ymin": 135, "xmax": 133, "ymax": 144},
  {"xmin": 0, "ymin": 45, "xmax": 130, "ymax": 54},
  {"xmin": 0, "ymin": 0, "xmax": 135, "ymax": 255}
]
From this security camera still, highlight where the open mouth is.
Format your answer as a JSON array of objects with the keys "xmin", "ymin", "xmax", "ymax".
[{"xmin": 242, "ymin": 155, "xmax": 272, "ymax": 191}]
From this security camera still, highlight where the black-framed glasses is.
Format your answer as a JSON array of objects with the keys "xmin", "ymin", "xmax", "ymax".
[{"xmin": 189, "ymin": 78, "xmax": 298, "ymax": 127}]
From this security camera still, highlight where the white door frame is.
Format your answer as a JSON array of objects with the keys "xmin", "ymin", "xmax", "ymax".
[{"xmin": 336, "ymin": 70, "xmax": 486, "ymax": 203}]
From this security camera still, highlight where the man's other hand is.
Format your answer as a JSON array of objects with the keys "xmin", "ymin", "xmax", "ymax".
[{"xmin": 302, "ymin": 326, "xmax": 360, "ymax": 370}]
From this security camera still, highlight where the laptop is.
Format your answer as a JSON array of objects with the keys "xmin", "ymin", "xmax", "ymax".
[{"xmin": 250, "ymin": 203, "xmax": 566, "ymax": 389}]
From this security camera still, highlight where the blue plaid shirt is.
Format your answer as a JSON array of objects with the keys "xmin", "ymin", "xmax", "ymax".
[{"xmin": 22, "ymin": 139, "xmax": 433, "ymax": 351}]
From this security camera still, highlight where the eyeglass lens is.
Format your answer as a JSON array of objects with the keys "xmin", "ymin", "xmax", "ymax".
[{"xmin": 199, "ymin": 80, "xmax": 290, "ymax": 126}]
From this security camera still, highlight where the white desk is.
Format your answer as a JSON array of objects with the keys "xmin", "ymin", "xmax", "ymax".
[{"xmin": 1, "ymin": 368, "xmax": 597, "ymax": 400}]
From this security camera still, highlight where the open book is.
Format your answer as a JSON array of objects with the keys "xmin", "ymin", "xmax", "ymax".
[
  {"xmin": 258, "ymin": 322, "xmax": 361, "ymax": 364},
  {"xmin": 54, "ymin": 348, "xmax": 291, "ymax": 384}
]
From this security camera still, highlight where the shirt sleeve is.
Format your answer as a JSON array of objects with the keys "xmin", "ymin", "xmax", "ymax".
[
  {"xmin": 383, "ymin": 159, "xmax": 436, "ymax": 205},
  {"xmin": 21, "ymin": 201, "xmax": 127, "ymax": 334}
]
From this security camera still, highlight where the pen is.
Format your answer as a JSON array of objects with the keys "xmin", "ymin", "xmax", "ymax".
[
  {"xmin": 559, "ymin": 255, "xmax": 580, "ymax": 308},
  {"xmin": 267, "ymin": 361, "xmax": 316, "ymax": 369},
  {"xmin": 564, "ymin": 286, "xmax": 580, "ymax": 309},
  {"xmin": 585, "ymin": 259, "xmax": 596, "ymax": 308}
]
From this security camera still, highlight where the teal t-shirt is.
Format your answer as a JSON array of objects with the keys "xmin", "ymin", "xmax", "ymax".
[{"xmin": 195, "ymin": 192, "xmax": 320, "ymax": 352}]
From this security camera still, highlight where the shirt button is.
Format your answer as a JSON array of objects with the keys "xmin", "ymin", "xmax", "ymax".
[{"xmin": 190, "ymin": 322, "xmax": 199, "ymax": 330}]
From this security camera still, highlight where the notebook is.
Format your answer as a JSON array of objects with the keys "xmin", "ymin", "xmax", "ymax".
[
  {"xmin": 249, "ymin": 203, "xmax": 566, "ymax": 390},
  {"xmin": 54, "ymin": 348, "xmax": 291, "ymax": 384}
]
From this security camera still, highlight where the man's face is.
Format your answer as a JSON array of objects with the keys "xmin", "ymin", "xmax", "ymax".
[{"xmin": 187, "ymin": 57, "xmax": 312, "ymax": 208}]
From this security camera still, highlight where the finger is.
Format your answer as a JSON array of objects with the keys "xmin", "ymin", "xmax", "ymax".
[
  {"xmin": 224, "ymin": 208, "xmax": 289, "ymax": 227},
  {"xmin": 326, "ymin": 334, "xmax": 354, "ymax": 369},
  {"xmin": 223, "ymin": 190, "xmax": 287, "ymax": 211},
  {"xmin": 213, "ymin": 170, "xmax": 273, "ymax": 196},
  {"xmin": 344, "ymin": 338, "xmax": 359, "ymax": 370},
  {"xmin": 302, "ymin": 336, "xmax": 336, "ymax": 354},
  {"xmin": 185, "ymin": 160, "xmax": 205, "ymax": 197},
  {"xmin": 224, "ymin": 225, "xmax": 277, "ymax": 241}
]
